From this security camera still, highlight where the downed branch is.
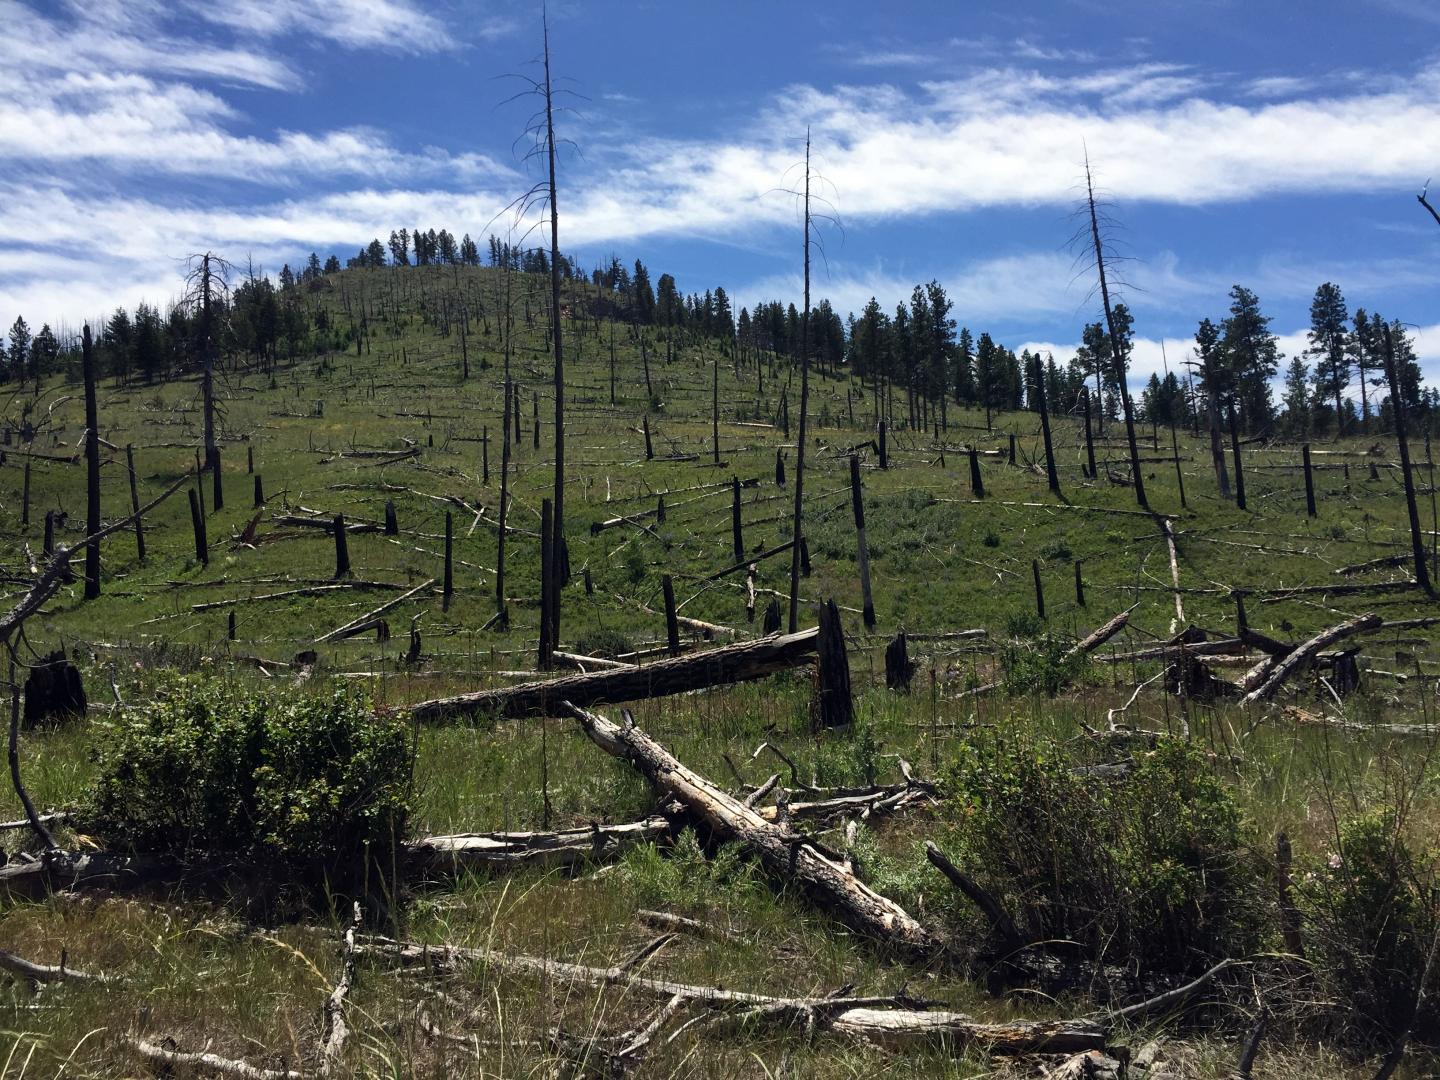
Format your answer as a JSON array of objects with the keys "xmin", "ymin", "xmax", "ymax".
[
  {"xmin": 360, "ymin": 937, "xmax": 1106, "ymax": 1056},
  {"xmin": 0, "ymin": 947, "xmax": 109, "ymax": 985},
  {"xmin": 315, "ymin": 578, "xmax": 435, "ymax": 644},
  {"xmin": 562, "ymin": 701, "xmax": 949, "ymax": 963},
  {"xmin": 406, "ymin": 628, "xmax": 817, "ymax": 723},
  {"xmin": 318, "ymin": 902, "xmax": 362, "ymax": 1076}
]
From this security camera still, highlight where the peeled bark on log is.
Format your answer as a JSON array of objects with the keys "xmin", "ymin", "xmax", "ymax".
[
  {"xmin": 1239, "ymin": 613, "xmax": 1382, "ymax": 706},
  {"xmin": 359, "ymin": 937, "xmax": 1105, "ymax": 1055},
  {"xmin": 407, "ymin": 628, "xmax": 818, "ymax": 723},
  {"xmin": 563, "ymin": 701, "xmax": 948, "ymax": 963}
]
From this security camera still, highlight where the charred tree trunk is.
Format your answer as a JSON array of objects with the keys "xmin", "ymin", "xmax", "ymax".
[{"xmin": 81, "ymin": 325, "xmax": 101, "ymax": 600}]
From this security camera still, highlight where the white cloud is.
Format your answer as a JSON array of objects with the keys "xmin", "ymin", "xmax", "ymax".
[
  {"xmin": 186, "ymin": 0, "xmax": 463, "ymax": 53},
  {"xmin": 0, "ymin": 0, "xmax": 297, "ymax": 89},
  {"xmin": 0, "ymin": 43, "xmax": 509, "ymax": 183}
]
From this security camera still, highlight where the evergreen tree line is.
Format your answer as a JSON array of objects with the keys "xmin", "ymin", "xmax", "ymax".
[
  {"xmin": 1139, "ymin": 282, "xmax": 1430, "ymax": 439},
  {"xmin": 2, "ymin": 237, "xmax": 1428, "ymax": 439}
]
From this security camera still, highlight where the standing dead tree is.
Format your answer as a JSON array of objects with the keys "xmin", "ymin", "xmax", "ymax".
[
  {"xmin": 500, "ymin": 10, "xmax": 578, "ymax": 665},
  {"xmin": 788, "ymin": 131, "xmax": 815, "ymax": 634},
  {"xmin": 183, "ymin": 252, "xmax": 232, "ymax": 471},
  {"xmin": 1078, "ymin": 154, "xmax": 1147, "ymax": 510},
  {"xmin": 1383, "ymin": 322, "xmax": 1434, "ymax": 595},
  {"xmin": 81, "ymin": 325, "xmax": 101, "ymax": 599}
]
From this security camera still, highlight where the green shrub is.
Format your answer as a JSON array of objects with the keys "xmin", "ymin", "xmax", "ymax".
[
  {"xmin": 572, "ymin": 625, "xmax": 634, "ymax": 659},
  {"xmin": 1000, "ymin": 631, "xmax": 1083, "ymax": 697},
  {"xmin": 941, "ymin": 738, "xmax": 1259, "ymax": 971},
  {"xmin": 83, "ymin": 677, "xmax": 412, "ymax": 874},
  {"xmin": 1299, "ymin": 809, "xmax": 1439, "ymax": 1046},
  {"xmin": 621, "ymin": 829, "xmax": 764, "ymax": 911}
]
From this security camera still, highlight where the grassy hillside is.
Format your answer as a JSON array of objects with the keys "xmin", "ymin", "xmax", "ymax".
[{"xmin": 1, "ymin": 262, "xmax": 1437, "ymax": 1078}]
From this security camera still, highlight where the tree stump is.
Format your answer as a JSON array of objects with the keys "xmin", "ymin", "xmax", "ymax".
[
  {"xmin": 885, "ymin": 631, "xmax": 915, "ymax": 692},
  {"xmin": 22, "ymin": 651, "xmax": 86, "ymax": 728}
]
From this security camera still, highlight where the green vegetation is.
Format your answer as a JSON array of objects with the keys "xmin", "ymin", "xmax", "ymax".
[{"xmin": 83, "ymin": 676, "xmax": 411, "ymax": 877}]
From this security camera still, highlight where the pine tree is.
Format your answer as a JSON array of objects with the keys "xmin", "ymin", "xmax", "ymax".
[
  {"xmin": 7, "ymin": 316, "xmax": 30, "ymax": 386},
  {"xmin": 1221, "ymin": 285, "xmax": 1280, "ymax": 432},
  {"xmin": 954, "ymin": 326, "xmax": 975, "ymax": 403},
  {"xmin": 28, "ymin": 323, "xmax": 58, "ymax": 380},
  {"xmin": 1282, "ymin": 355, "xmax": 1311, "ymax": 437},
  {"xmin": 1306, "ymin": 282, "xmax": 1350, "ymax": 436}
]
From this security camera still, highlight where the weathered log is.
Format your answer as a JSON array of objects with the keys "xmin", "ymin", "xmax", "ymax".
[
  {"xmin": 359, "ymin": 937, "xmax": 1105, "ymax": 1056},
  {"xmin": 315, "ymin": 579, "xmax": 435, "ymax": 644},
  {"xmin": 1239, "ymin": 613, "xmax": 1383, "ymax": 706},
  {"xmin": 406, "ymin": 628, "xmax": 819, "ymax": 723},
  {"xmin": 563, "ymin": 702, "xmax": 948, "ymax": 963},
  {"xmin": 406, "ymin": 817, "xmax": 670, "ymax": 877},
  {"xmin": 0, "ymin": 947, "xmax": 108, "ymax": 985},
  {"xmin": 127, "ymin": 1038, "xmax": 301, "ymax": 1080}
]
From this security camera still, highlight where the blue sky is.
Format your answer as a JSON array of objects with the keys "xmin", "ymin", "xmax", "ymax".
[{"xmin": 2, "ymin": 0, "xmax": 1439, "ymax": 387}]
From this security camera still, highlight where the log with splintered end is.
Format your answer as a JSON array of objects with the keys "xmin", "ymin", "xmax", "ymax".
[
  {"xmin": 563, "ymin": 701, "xmax": 947, "ymax": 963},
  {"xmin": 1239, "ymin": 613, "xmax": 1382, "ymax": 706},
  {"xmin": 406, "ymin": 628, "xmax": 819, "ymax": 722}
]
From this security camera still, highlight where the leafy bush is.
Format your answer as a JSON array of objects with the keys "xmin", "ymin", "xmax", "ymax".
[
  {"xmin": 83, "ymin": 677, "xmax": 412, "ymax": 875},
  {"xmin": 1299, "ymin": 809, "xmax": 1439, "ymax": 1046},
  {"xmin": 941, "ymin": 738, "xmax": 1259, "ymax": 971},
  {"xmin": 808, "ymin": 720, "xmax": 880, "ymax": 788}
]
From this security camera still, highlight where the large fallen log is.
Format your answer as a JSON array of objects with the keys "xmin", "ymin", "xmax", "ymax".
[
  {"xmin": 563, "ymin": 701, "xmax": 949, "ymax": 963},
  {"xmin": 358, "ymin": 937, "xmax": 1106, "ymax": 1055},
  {"xmin": 406, "ymin": 628, "xmax": 818, "ymax": 723},
  {"xmin": 1240, "ymin": 613, "xmax": 1383, "ymax": 706}
]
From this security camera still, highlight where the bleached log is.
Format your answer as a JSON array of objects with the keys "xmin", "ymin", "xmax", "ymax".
[{"xmin": 564, "ymin": 702, "xmax": 948, "ymax": 963}]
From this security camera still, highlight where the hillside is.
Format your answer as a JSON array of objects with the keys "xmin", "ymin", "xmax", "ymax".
[{"xmin": 1, "ymin": 260, "xmax": 1438, "ymax": 1078}]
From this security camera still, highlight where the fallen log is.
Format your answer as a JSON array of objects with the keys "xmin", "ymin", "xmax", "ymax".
[
  {"xmin": 128, "ymin": 1039, "xmax": 301, "ymax": 1080},
  {"xmin": 1240, "ymin": 614, "xmax": 1383, "ymax": 706},
  {"xmin": 0, "ymin": 947, "xmax": 109, "ymax": 985},
  {"xmin": 315, "ymin": 578, "xmax": 435, "ymax": 643},
  {"xmin": 358, "ymin": 937, "xmax": 1105, "ymax": 1055},
  {"xmin": 406, "ymin": 817, "xmax": 670, "ymax": 877},
  {"xmin": 406, "ymin": 628, "xmax": 817, "ymax": 723},
  {"xmin": 563, "ymin": 702, "xmax": 949, "ymax": 963}
]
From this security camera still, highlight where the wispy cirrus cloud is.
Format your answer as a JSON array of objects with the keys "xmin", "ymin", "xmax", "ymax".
[{"xmin": 184, "ymin": 0, "xmax": 467, "ymax": 53}]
